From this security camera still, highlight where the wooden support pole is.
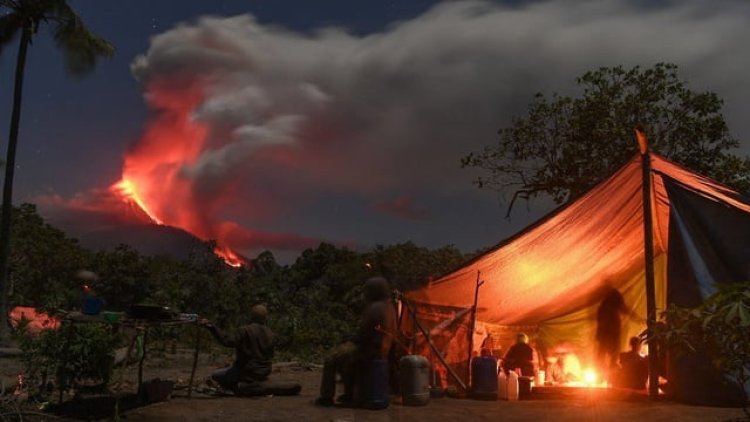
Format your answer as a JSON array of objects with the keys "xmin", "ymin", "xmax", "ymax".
[
  {"xmin": 402, "ymin": 298, "xmax": 468, "ymax": 391},
  {"xmin": 637, "ymin": 127, "xmax": 659, "ymax": 398},
  {"xmin": 137, "ymin": 326, "xmax": 149, "ymax": 399},
  {"xmin": 188, "ymin": 322, "xmax": 201, "ymax": 398},
  {"xmin": 467, "ymin": 271, "xmax": 484, "ymax": 387},
  {"xmin": 115, "ymin": 327, "xmax": 141, "ymax": 418}
]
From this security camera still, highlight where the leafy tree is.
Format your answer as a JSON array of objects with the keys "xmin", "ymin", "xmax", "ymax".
[
  {"xmin": 178, "ymin": 241, "xmax": 239, "ymax": 322},
  {"xmin": 462, "ymin": 63, "xmax": 750, "ymax": 217},
  {"xmin": 1, "ymin": 203, "xmax": 475, "ymax": 363},
  {"xmin": 285, "ymin": 243, "xmax": 366, "ymax": 298},
  {"xmin": 248, "ymin": 251, "xmax": 282, "ymax": 277},
  {"xmin": 5, "ymin": 203, "xmax": 90, "ymax": 310},
  {"xmin": 272, "ymin": 243, "xmax": 369, "ymax": 358},
  {"xmin": 0, "ymin": 0, "xmax": 114, "ymax": 339},
  {"xmin": 366, "ymin": 242, "xmax": 468, "ymax": 291},
  {"xmin": 142, "ymin": 255, "xmax": 191, "ymax": 312},
  {"xmin": 656, "ymin": 282, "xmax": 750, "ymax": 417},
  {"xmin": 88, "ymin": 245, "xmax": 154, "ymax": 311}
]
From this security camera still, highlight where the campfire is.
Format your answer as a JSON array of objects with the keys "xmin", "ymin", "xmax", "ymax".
[{"xmin": 544, "ymin": 352, "xmax": 609, "ymax": 388}]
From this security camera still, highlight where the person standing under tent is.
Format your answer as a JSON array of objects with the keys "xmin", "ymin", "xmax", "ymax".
[{"xmin": 595, "ymin": 286, "xmax": 640, "ymax": 381}]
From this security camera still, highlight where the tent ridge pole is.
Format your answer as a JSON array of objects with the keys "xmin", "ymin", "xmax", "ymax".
[{"xmin": 637, "ymin": 126, "xmax": 659, "ymax": 399}]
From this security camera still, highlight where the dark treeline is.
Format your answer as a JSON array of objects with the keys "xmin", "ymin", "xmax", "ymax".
[{"xmin": 4, "ymin": 203, "xmax": 470, "ymax": 360}]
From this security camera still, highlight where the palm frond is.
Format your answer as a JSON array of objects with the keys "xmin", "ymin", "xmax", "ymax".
[
  {"xmin": 49, "ymin": 1, "xmax": 113, "ymax": 75},
  {"xmin": 0, "ymin": 1, "xmax": 22, "ymax": 10},
  {"xmin": 0, "ymin": 11, "xmax": 23, "ymax": 51}
]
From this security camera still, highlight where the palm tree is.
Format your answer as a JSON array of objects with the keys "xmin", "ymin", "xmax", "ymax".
[{"xmin": 0, "ymin": 0, "xmax": 113, "ymax": 340}]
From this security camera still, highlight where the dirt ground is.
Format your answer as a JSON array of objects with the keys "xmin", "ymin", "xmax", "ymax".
[{"xmin": 2, "ymin": 348, "xmax": 748, "ymax": 422}]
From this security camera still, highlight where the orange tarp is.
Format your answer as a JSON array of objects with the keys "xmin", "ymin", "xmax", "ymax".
[{"xmin": 407, "ymin": 154, "xmax": 750, "ymax": 361}]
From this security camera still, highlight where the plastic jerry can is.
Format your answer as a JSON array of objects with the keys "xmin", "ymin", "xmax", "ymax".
[
  {"xmin": 497, "ymin": 369, "xmax": 508, "ymax": 400},
  {"xmin": 399, "ymin": 355, "xmax": 430, "ymax": 406},
  {"xmin": 507, "ymin": 370, "xmax": 519, "ymax": 401}
]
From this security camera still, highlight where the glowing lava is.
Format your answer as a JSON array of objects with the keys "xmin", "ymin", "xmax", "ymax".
[
  {"xmin": 110, "ymin": 83, "xmax": 247, "ymax": 267},
  {"xmin": 112, "ymin": 174, "xmax": 246, "ymax": 267},
  {"xmin": 215, "ymin": 245, "xmax": 243, "ymax": 268},
  {"xmin": 112, "ymin": 179, "xmax": 164, "ymax": 225}
]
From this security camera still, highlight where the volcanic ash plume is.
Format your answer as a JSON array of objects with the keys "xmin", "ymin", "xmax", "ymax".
[
  {"xmin": 108, "ymin": 1, "xmax": 750, "ymax": 264},
  {"xmin": 114, "ymin": 46, "xmax": 324, "ymax": 265}
]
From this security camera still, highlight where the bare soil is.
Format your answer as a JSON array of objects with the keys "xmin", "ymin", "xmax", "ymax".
[{"xmin": 2, "ymin": 348, "xmax": 748, "ymax": 421}]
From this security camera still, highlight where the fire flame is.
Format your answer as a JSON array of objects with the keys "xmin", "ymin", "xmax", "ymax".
[
  {"xmin": 548, "ymin": 352, "xmax": 608, "ymax": 388},
  {"xmin": 583, "ymin": 369, "xmax": 598, "ymax": 386}
]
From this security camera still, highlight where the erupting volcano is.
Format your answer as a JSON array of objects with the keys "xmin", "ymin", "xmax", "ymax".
[
  {"xmin": 106, "ymin": 75, "xmax": 322, "ymax": 267},
  {"xmin": 110, "ymin": 85, "xmax": 245, "ymax": 267}
]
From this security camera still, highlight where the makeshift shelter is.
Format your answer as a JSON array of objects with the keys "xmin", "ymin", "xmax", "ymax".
[{"xmin": 405, "ymin": 153, "xmax": 750, "ymax": 403}]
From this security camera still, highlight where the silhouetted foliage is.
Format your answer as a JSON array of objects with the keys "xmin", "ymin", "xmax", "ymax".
[
  {"xmin": 17, "ymin": 323, "xmax": 120, "ymax": 396},
  {"xmin": 0, "ymin": 0, "xmax": 114, "ymax": 339},
  {"xmin": 656, "ymin": 282, "xmax": 750, "ymax": 417},
  {"xmin": 5, "ymin": 204, "xmax": 471, "ymax": 361},
  {"xmin": 463, "ymin": 63, "xmax": 750, "ymax": 217},
  {"xmin": 5, "ymin": 203, "xmax": 90, "ymax": 310}
]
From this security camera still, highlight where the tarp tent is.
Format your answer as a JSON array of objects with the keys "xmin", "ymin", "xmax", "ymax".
[{"xmin": 405, "ymin": 153, "xmax": 750, "ymax": 401}]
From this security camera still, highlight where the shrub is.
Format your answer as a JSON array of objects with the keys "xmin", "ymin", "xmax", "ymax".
[
  {"xmin": 17, "ymin": 323, "xmax": 120, "ymax": 398},
  {"xmin": 657, "ymin": 282, "xmax": 750, "ymax": 417}
]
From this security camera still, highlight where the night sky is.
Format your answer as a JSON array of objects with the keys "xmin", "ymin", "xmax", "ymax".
[{"xmin": 1, "ymin": 0, "xmax": 749, "ymax": 263}]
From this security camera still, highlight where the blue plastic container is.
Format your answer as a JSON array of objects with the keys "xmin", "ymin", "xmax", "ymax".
[
  {"xmin": 82, "ymin": 296, "xmax": 104, "ymax": 315},
  {"xmin": 363, "ymin": 359, "xmax": 390, "ymax": 409},
  {"xmin": 399, "ymin": 355, "xmax": 430, "ymax": 406},
  {"xmin": 471, "ymin": 356, "xmax": 498, "ymax": 400}
]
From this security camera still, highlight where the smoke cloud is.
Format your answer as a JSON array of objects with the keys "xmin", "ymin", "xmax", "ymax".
[{"xmin": 87, "ymin": 0, "xmax": 750, "ymax": 259}]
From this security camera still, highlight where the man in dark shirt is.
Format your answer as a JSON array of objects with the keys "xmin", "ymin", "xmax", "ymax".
[
  {"xmin": 503, "ymin": 333, "xmax": 535, "ymax": 376},
  {"xmin": 614, "ymin": 336, "xmax": 648, "ymax": 390},
  {"xmin": 200, "ymin": 304, "xmax": 274, "ymax": 391},
  {"xmin": 315, "ymin": 277, "xmax": 397, "ymax": 407}
]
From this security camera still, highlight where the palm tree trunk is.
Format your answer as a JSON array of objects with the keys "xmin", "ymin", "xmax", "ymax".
[{"xmin": 0, "ymin": 23, "xmax": 31, "ymax": 342}]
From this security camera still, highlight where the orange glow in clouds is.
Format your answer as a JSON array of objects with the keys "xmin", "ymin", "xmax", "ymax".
[{"xmin": 110, "ymin": 84, "xmax": 247, "ymax": 267}]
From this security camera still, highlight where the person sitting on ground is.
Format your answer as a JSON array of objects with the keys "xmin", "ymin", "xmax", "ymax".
[
  {"xmin": 546, "ymin": 354, "xmax": 565, "ymax": 384},
  {"xmin": 318, "ymin": 341, "xmax": 357, "ymax": 405},
  {"xmin": 613, "ymin": 336, "xmax": 647, "ymax": 390},
  {"xmin": 503, "ymin": 333, "xmax": 536, "ymax": 376},
  {"xmin": 199, "ymin": 304, "xmax": 274, "ymax": 391},
  {"xmin": 315, "ymin": 276, "xmax": 397, "ymax": 407},
  {"xmin": 546, "ymin": 352, "xmax": 578, "ymax": 384}
]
